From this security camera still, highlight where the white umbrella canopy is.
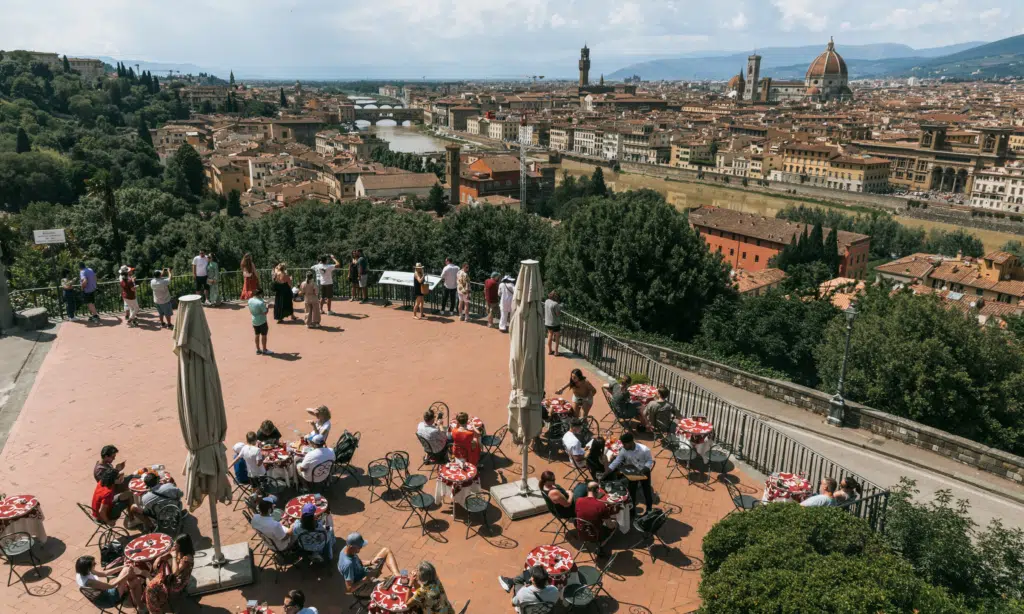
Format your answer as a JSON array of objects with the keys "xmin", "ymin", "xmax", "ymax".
[
  {"xmin": 507, "ymin": 260, "xmax": 546, "ymax": 447},
  {"xmin": 174, "ymin": 296, "xmax": 233, "ymax": 515}
]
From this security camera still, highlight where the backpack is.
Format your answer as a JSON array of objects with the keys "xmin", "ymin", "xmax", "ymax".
[
  {"xmin": 334, "ymin": 431, "xmax": 359, "ymax": 462},
  {"xmin": 100, "ymin": 537, "xmax": 126, "ymax": 567},
  {"xmin": 634, "ymin": 507, "xmax": 668, "ymax": 534}
]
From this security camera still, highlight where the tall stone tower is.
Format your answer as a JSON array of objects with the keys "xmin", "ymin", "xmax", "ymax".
[
  {"xmin": 579, "ymin": 44, "xmax": 591, "ymax": 88},
  {"xmin": 745, "ymin": 54, "xmax": 761, "ymax": 102},
  {"xmin": 445, "ymin": 144, "xmax": 461, "ymax": 206}
]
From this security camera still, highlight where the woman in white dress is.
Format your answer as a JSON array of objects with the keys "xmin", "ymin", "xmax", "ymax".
[{"xmin": 498, "ymin": 275, "xmax": 516, "ymax": 333}]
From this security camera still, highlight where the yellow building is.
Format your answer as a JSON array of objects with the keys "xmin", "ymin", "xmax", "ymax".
[
  {"xmin": 826, "ymin": 155, "xmax": 891, "ymax": 193},
  {"xmin": 670, "ymin": 141, "xmax": 713, "ymax": 168},
  {"xmin": 777, "ymin": 142, "xmax": 837, "ymax": 185}
]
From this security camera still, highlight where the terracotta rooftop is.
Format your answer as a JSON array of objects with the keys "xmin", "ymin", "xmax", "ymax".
[
  {"xmin": 734, "ymin": 268, "xmax": 787, "ymax": 294},
  {"xmin": 688, "ymin": 206, "xmax": 870, "ymax": 251},
  {"xmin": 874, "ymin": 253, "xmax": 940, "ymax": 280},
  {"xmin": 358, "ymin": 173, "xmax": 440, "ymax": 190}
]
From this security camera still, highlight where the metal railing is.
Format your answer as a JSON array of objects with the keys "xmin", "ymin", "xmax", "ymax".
[{"xmin": 558, "ymin": 311, "xmax": 889, "ymax": 531}]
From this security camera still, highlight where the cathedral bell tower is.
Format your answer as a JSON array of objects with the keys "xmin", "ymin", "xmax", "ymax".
[
  {"xmin": 579, "ymin": 44, "xmax": 591, "ymax": 88},
  {"xmin": 745, "ymin": 54, "xmax": 761, "ymax": 102}
]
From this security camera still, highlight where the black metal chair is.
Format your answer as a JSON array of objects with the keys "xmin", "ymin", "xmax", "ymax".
[
  {"xmin": 572, "ymin": 518, "xmax": 613, "ymax": 566},
  {"xmin": 399, "ymin": 484, "xmax": 438, "ymax": 536},
  {"xmin": 462, "ymin": 492, "xmax": 493, "ymax": 540},
  {"xmin": 540, "ymin": 418, "xmax": 569, "ymax": 460},
  {"xmin": 563, "ymin": 446, "xmax": 589, "ymax": 485},
  {"xmin": 241, "ymin": 509, "xmax": 267, "ymax": 556},
  {"xmin": 296, "ymin": 530, "xmax": 330, "ymax": 565},
  {"xmin": 708, "ymin": 442, "xmax": 731, "ymax": 475},
  {"xmin": 456, "ymin": 600, "xmax": 470, "ymax": 614},
  {"xmin": 77, "ymin": 502, "xmax": 129, "ymax": 548},
  {"xmin": 301, "ymin": 460, "xmax": 336, "ymax": 494},
  {"xmin": 480, "ymin": 424, "xmax": 510, "ymax": 469},
  {"xmin": 228, "ymin": 470, "xmax": 254, "ymax": 511},
  {"xmin": 520, "ymin": 602, "xmax": 556, "ymax": 614},
  {"xmin": 333, "ymin": 431, "xmax": 361, "ymax": 481},
  {"xmin": 253, "ymin": 531, "xmax": 302, "ymax": 581},
  {"xmin": 80, "ymin": 586, "xmax": 128, "ymax": 613},
  {"xmin": 428, "ymin": 401, "xmax": 449, "ymax": 425},
  {"xmin": 653, "ymin": 410, "xmax": 685, "ymax": 459},
  {"xmin": 0, "ymin": 532, "xmax": 40, "ymax": 588},
  {"xmin": 416, "ymin": 434, "xmax": 448, "ymax": 477},
  {"xmin": 631, "ymin": 508, "xmax": 671, "ymax": 561},
  {"xmin": 154, "ymin": 504, "xmax": 188, "ymax": 536},
  {"xmin": 366, "ymin": 458, "xmax": 392, "ymax": 504},
  {"xmin": 726, "ymin": 479, "xmax": 762, "ymax": 513},
  {"xmin": 255, "ymin": 476, "xmax": 289, "ymax": 498},
  {"xmin": 539, "ymin": 490, "xmax": 572, "ymax": 546},
  {"xmin": 565, "ymin": 552, "xmax": 618, "ymax": 612},
  {"xmin": 666, "ymin": 445, "xmax": 699, "ymax": 484},
  {"xmin": 388, "ymin": 451, "xmax": 428, "ymax": 501}
]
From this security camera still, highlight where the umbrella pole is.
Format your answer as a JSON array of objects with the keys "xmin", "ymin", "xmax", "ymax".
[{"xmin": 208, "ymin": 496, "xmax": 226, "ymax": 566}]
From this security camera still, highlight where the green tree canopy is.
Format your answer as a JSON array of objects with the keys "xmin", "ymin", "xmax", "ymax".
[
  {"xmin": 15, "ymin": 127, "xmax": 30, "ymax": 153},
  {"xmin": 164, "ymin": 143, "xmax": 205, "ymax": 199}
]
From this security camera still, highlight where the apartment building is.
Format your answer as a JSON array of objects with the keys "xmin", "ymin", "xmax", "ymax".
[
  {"xmin": 487, "ymin": 118, "xmax": 520, "ymax": 142},
  {"xmin": 970, "ymin": 165, "xmax": 1024, "ymax": 213},
  {"xmin": 826, "ymin": 155, "xmax": 891, "ymax": 193},
  {"xmin": 774, "ymin": 142, "xmax": 839, "ymax": 186},
  {"xmin": 550, "ymin": 126, "xmax": 574, "ymax": 153},
  {"xmin": 670, "ymin": 141, "xmax": 713, "ymax": 168},
  {"xmin": 572, "ymin": 126, "xmax": 604, "ymax": 158},
  {"xmin": 877, "ymin": 251, "xmax": 1024, "ymax": 310}
]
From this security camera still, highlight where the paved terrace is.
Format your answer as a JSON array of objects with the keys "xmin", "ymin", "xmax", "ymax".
[{"xmin": 0, "ymin": 298, "xmax": 755, "ymax": 614}]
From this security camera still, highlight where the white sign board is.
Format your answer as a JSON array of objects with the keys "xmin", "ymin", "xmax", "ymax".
[
  {"xmin": 377, "ymin": 271, "xmax": 442, "ymax": 290},
  {"xmin": 33, "ymin": 229, "xmax": 66, "ymax": 245}
]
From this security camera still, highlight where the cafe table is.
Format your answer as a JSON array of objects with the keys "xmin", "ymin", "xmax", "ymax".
[{"xmin": 0, "ymin": 495, "xmax": 46, "ymax": 544}]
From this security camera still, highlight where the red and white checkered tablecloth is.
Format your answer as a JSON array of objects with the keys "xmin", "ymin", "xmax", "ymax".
[
  {"xmin": 763, "ymin": 472, "xmax": 814, "ymax": 503},
  {"xmin": 259, "ymin": 445, "xmax": 293, "ymax": 468},
  {"xmin": 125, "ymin": 533, "xmax": 173, "ymax": 564},
  {"xmin": 543, "ymin": 398, "xmax": 574, "ymax": 417},
  {"xmin": 677, "ymin": 418, "xmax": 714, "ymax": 443},
  {"xmin": 369, "ymin": 578, "xmax": 413, "ymax": 613},
  {"xmin": 449, "ymin": 416, "xmax": 485, "ymax": 433},
  {"xmin": 128, "ymin": 472, "xmax": 174, "ymax": 495},
  {"xmin": 628, "ymin": 384, "xmax": 659, "ymax": 407},
  {"xmin": 525, "ymin": 545, "xmax": 575, "ymax": 587},
  {"xmin": 282, "ymin": 494, "xmax": 329, "ymax": 525}
]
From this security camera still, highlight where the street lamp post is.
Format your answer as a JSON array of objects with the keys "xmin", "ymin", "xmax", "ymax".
[{"xmin": 828, "ymin": 305, "xmax": 857, "ymax": 427}]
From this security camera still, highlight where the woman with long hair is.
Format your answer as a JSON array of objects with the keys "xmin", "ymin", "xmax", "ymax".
[
  {"xmin": 305, "ymin": 405, "xmax": 332, "ymax": 442},
  {"xmin": 412, "ymin": 263, "xmax": 427, "ymax": 320},
  {"xmin": 450, "ymin": 412, "xmax": 481, "ymax": 466},
  {"xmin": 75, "ymin": 555, "xmax": 148, "ymax": 610},
  {"xmin": 145, "ymin": 534, "xmax": 195, "ymax": 613},
  {"xmin": 272, "ymin": 263, "xmax": 297, "ymax": 323},
  {"xmin": 407, "ymin": 560, "xmax": 456, "ymax": 614},
  {"xmin": 833, "ymin": 476, "xmax": 863, "ymax": 504},
  {"xmin": 556, "ymin": 368, "xmax": 598, "ymax": 418},
  {"xmin": 585, "ymin": 436, "xmax": 607, "ymax": 482},
  {"xmin": 300, "ymin": 271, "xmax": 321, "ymax": 328},
  {"xmin": 240, "ymin": 253, "xmax": 259, "ymax": 300}
]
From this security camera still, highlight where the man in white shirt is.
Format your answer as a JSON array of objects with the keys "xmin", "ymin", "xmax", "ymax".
[
  {"xmin": 562, "ymin": 419, "xmax": 587, "ymax": 469},
  {"xmin": 602, "ymin": 432, "xmax": 655, "ymax": 516},
  {"xmin": 313, "ymin": 255, "xmax": 340, "ymax": 314},
  {"xmin": 192, "ymin": 250, "xmax": 210, "ymax": 303},
  {"xmin": 440, "ymin": 257, "xmax": 460, "ymax": 315},
  {"xmin": 298, "ymin": 434, "xmax": 336, "ymax": 485},
  {"xmin": 230, "ymin": 432, "xmax": 267, "ymax": 482},
  {"xmin": 498, "ymin": 565, "xmax": 560, "ymax": 612},
  {"xmin": 251, "ymin": 498, "xmax": 296, "ymax": 551},
  {"xmin": 150, "ymin": 267, "xmax": 174, "ymax": 329},
  {"xmin": 416, "ymin": 408, "xmax": 449, "ymax": 462},
  {"xmin": 800, "ymin": 477, "xmax": 838, "ymax": 508}
]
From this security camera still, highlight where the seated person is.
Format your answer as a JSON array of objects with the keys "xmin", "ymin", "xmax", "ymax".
[
  {"xmin": 833, "ymin": 477, "xmax": 862, "ymax": 505},
  {"xmin": 230, "ymin": 432, "xmax": 267, "ymax": 484},
  {"xmin": 562, "ymin": 418, "xmax": 587, "ymax": 470},
  {"xmin": 232, "ymin": 442, "xmax": 250, "ymax": 485},
  {"xmin": 76, "ymin": 554, "xmax": 148, "ymax": 610},
  {"xmin": 602, "ymin": 375, "xmax": 644, "ymax": 431},
  {"xmin": 256, "ymin": 420, "xmax": 282, "ymax": 445},
  {"xmin": 284, "ymin": 589, "xmax": 319, "ymax": 614},
  {"xmin": 305, "ymin": 405, "xmax": 332, "ymax": 442},
  {"xmin": 145, "ymin": 533, "xmax": 195, "ymax": 613},
  {"xmin": 497, "ymin": 565, "xmax": 560, "ymax": 611},
  {"xmin": 450, "ymin": 412, "xmax": 481, "ymax": 466},
  {"xmin": 416, "ymin": 408, "xmax": 449, "ymax": 463},
  {"xmin": 407, "ymin": 560, "xmax": 456, "ymax": 614},
  {"xmin": 292, "ymin": 502, "xmax": 335, "ymax": 561},
  {"xmin": 338, "ymin": 532, "xmax": 401, "ymax": 598},
  {"xmin": 575, "ymin": 482, "xmax": 616, "ymax": 547},
  {"xmin": 93, "ymin": 444, "xmax": 129, "ymax": 491},
  {"xmin": 538, "ymin": 470, "xmax": 588, "ymax": 520},
  {"xmin": 643, "ymin": 385, "xmax": 679, "ymax": 431},
  {"xmin": 298, "ymin": 434, "xmax": 336, "ymax": 485},
  {"xmin": 584, "ymin": 436, "xmax": 608, "ymax": 482},
  {"xmin": 801, "ymin": 477, "xmax": 838, "ymax": 507},
  {"xmin": 250, "ymin": 498, "xmax": 297, "ymax": 551},
  {"xmin": 140, "ymin": 472, "xmax": 184, "ymax": 519},
  {"xmin": 92, "ymin": 467, "xmax": 143, "ymax": 528}
]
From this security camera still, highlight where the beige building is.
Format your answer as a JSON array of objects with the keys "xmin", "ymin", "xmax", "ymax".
[
  {"xmin": 355, "ymin": 173, "xmax": 440, "ymax": 199},
  {"xmin": 826, "ymin": 155, "xmax": 891, "ymax": 193},
  {"xmin": 550, "ymin": 126, "xmax": 574, "ymax": 152},
  {"xmin": 670, "ymin": 141, "xmax": 713, "ymax": 168},
  {"xmin": 573, "ymin": 126, "xmax": 604, "ymax": 158}
]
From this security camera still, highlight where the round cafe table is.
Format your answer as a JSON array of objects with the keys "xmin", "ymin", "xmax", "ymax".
[
  {"xmin": 525, "ymin": 545, "xmax": 575, "ymax": 588},
  {"xmin": 369, "ymin": 578, "xmax": 413, "ymax": 613},
  {"xmin": 449, "ymin": 416, "xmax": 485, "ymax": 435},
  {"xmin": 627, "ymin": 384, "xmax": 659, "ymax": 407},
  {"xmin": 434, "ymin": 461, "xmax": 481, "ymax": 508},
  {"xmin": 281, "ymin": 493, "xmax": 334, "ymax": 533},
  {"xmin": 600, "ymin": 491, "xmax": 631, "ymax": 534},
  {"xmin": 128, "ymin": 472, "xmax": 175, "ymax": 505},
  {"xmin": 677, "ymin": 418, "xmax": 714, "ymax": 462},
  {"xmin": 0, "ymin": 495, "xmax": 47, "ymax": 544},
  {"xmin": 604, "ymin": 438, "xmax": 624, "ymax": 463},
  {"xmin": 763, "ymin": 472, "xmax": 814, "ymax": 503},
  {"xmin": 543, "ymin": 397, "xmax": 574, "ymax": 419},
  {"xmin": 259, "ymin": 445, "xmax": 297, "ymax": 487},
  {"xmin": 124, "ymin": 533, "xmax": 173, "ymax": 569}
]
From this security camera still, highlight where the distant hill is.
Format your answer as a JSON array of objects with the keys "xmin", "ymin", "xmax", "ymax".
[
  {"xmin": 91, "ymin": 56, "xmax": 211, "ymax": 78},
  {"xmin": 607, "ymin": 41, "xmax": 985, "ymax": 81},
  {"xmin": 905, "ymin": 34, "xmax": 1024, "ymax": 78}
]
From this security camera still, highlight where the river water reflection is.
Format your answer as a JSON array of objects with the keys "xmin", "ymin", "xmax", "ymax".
[{"xmin": 363, "ymin": 124, "xmax": 449, "ymax": 154}]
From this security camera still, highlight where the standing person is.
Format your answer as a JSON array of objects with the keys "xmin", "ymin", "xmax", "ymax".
[
  {"xmin": 456, "ymin": 262, "xmax": 471, "ymax": 322},
  {"xmin": 207, "ymin": 253, "xmax": 221, "ymax": 306},
  {"xmin": 498, "ymin": 275, "xmax": 515, "ymax": 333},
  {"xmin": 313, "ymin": 254, "xmax": 340, "ymax": 314},
  {"xmin": 544, "ymin": 291, "xmax": 562, "ymax": 356},
  {"xmin": 556, "ymin": 369, "xmax": 598, "ymax": 419},
  {"xmin": 439, "ymin": 258, "xmax": 459, "ymax": 316},
  {"xmin": 412, "ymin": 263, "xmax": 427, "ymax": 320},
  {"xmin": 300, "ymin": 271, "xmax": 321, "ymax": 328},
  {"xmin": 192, "ymin": 249, "xmax": 210, "ymax": 303},
  {"xmin": 248, "ymin": 288, "xmax": 272, "ymax": 355},
  {"xmin": 79, "ymin": 262, "xmax": 99, "ymax": 322},
  {"xmin": 348, "ymin": 251, "xmax": 360, "ymax": 302},
  {"xmin": 272, "ymin": 263, "xmax": 297, "ymax": 323},
  {"xmin": 483, "ymin": 272, "xmax": 500, "ymax": 329},
  {"xmin": 601, "ymin": 432, "xmax": 655, "ymax": 517},
  {"xmin": 357, "ymin": 249, "xmax": 369, "ymax": 303},
  {"xmin": 240, "ymin": 253, "xmax": 259, "ymax": 300},
  {"xmin": 151, "ymin": 268, "xmax": 174, "ymax": 329},
  {"xmin": 61, "ymin": 270, "xmax": 77, "ymax": 320},
  {"xmin": 119, "ymin": 266, "xmax": 139, "ymax": 328}
]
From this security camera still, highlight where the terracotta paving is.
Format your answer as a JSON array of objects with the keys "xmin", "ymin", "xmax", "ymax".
[{"xmin": 0, "ymin": 299, "xmax": 758, "ymax": 613}]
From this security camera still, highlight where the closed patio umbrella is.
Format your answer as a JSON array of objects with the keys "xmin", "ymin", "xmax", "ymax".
[
  {"xmin": 507, "ymin": 260, "xmax": 546, "ymax": 492},
  {"xmin": 174, "ymin": 295, "xmax": 233, "ymax": 564}
]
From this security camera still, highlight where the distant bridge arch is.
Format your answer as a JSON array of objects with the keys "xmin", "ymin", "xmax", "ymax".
[{"xmin": 353, "ymin": 107, "xmax": 423, "ymax": 123}]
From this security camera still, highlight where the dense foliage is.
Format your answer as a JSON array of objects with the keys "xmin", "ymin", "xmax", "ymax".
[
  {"xmin": 369, "ymin": 147, "xmax": 445, "ymax": 179},
  {"xmin": 815, "ymin": 284, "xmax": 1024, "ymax": 454},
  {"xmin": 777, "ymin": 204, "xmax": 985, "ymax": 259},
  {"xmin": 700, "ymin": 504, "xmax": 963, "ymax": 613}
]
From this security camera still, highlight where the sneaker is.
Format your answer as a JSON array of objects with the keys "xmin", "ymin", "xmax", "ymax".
[
  {"xmin": 497, "ymin": 576, "xmax": 514, "ymax": 593},
  {"xmin": 263, "ymin": 349, "xmax": 274, "ymax": 355},
  {"xmin": 256, "ymin": 349, "xmax": 262, "ymax": 355}
]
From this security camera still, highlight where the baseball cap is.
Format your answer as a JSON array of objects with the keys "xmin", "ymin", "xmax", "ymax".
[
  {"xmin": 346, "ymin": 532, "xmax": 369, "ymax": 548},
  {"xmin": 301, "ymin": 502, "xmax": 317, "ymax": 516},
  {"xmin": 310, "ymin": 434, "xmax": 325, "ymax": 445},
  {"xmin": 233, "ymin": 442, "xmax": 244, "ymax": 455}
]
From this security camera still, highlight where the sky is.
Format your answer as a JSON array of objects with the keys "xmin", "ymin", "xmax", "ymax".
[{"xmin": 2, "ymin": 0, "xmax": 1023, "ymax": 79}]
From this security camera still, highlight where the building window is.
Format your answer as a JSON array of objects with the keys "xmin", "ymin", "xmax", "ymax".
[
  {"xmin": 742, "ymin": 252, "xmax": 747, "ymax": 259},
  {"xmin": 754, "ymin": 255, "xmax": 759, "ymax": 263},
  {"xmin": 729, "ymin": 249, "xmax": 734, "ymax": 256}
]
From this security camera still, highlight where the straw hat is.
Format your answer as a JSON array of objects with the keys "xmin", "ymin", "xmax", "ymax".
[{"xmin": 415, "ymin": 263, "xmax": 424, "ymax": 269}]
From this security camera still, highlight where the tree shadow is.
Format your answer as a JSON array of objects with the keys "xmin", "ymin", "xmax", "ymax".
[{"xmin": 265, "ymin": 352, "xmax": 302, "ymax": 362}]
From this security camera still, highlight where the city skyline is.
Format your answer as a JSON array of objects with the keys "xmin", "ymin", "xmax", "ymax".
[{"xmin": 2, "ymin": 0, "xmax": 1023, "ymax": 79}]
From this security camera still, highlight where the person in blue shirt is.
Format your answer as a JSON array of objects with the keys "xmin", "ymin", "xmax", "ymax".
[
  {"xmin": 247, "ymin": 288, "xmax": 272, "ymax": 355},
  {"xmin": 79, "ymin": 262, "xmax": 100, "ymax": 322},
  {"xmin": 337, "ymin": 532, "xmax": 400, "ymax": 598}
]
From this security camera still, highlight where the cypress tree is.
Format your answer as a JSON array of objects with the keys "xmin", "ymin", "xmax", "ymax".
[
  {"xmin": 152, "ymin": 75, "xmax": 160, "ymax": 93},
  {"xmin": 229, "ymin": 70, "xmax": 235, "ymax": 86},
  {"xmin": 226, "ymin": 189, "xmax": 242, "ymax": 217},
  {"xmin": 62, "ymin": 54, "xmax": 71, "ymax": 73},
  {"xmin": 15, "ymin": 127, "xmax": 31, "ymax": 153},
  {"xmin": 279, "ymin": 87, "xmax": 287, "ymax": 107},
  {"xmin": 137, "ymin": 116, "xmax": 153, "ymax": 147},
  {"xmin": 808, "ymin": 221, "xmax": 825, "ymax": 263},
  {"xmin": 824, "ymin": 228, "xmax": 841, "ymax": 275}
]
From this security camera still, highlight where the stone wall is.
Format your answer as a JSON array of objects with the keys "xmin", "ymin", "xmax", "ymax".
[
  {"xmin": 900, "ymin": 205, "xmax": 1024, "ymax": 235},
  {"xmin": 633, "ymin": 340, "xmax": 1024, "ymax": 484}
]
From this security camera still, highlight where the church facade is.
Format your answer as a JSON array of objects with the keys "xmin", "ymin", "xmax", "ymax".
[{"xmin": 729, "ymin": 38, "xmax": 852, "ymax": 104}]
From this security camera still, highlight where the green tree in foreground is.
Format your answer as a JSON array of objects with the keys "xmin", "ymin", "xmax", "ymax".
[
  {"xmin": 15, "ymin": 127, "xmax": 31, "ymax": 153},
  {"xmin": 164, "ymin": 143, "xmax": 205, "ymax": 200},
  {"xmin": 85, "ymin": 170, "xmax": 123, "ymax": 265},
  {"xmin": 547, "ymin": 190, "xmax": 734, "ymax": 340},
  {"xmin": 426, "ymin": 183, "xmax": 447, "ymax": 217}
]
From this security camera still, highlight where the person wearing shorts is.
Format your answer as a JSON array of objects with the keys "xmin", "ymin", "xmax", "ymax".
[
  {"xmin": 544, "ymin": 291, "xmax": 562, "ymax": 356},
  {"xmin": 248, "ymin": 288, "xmax": 272, "ymax": 355},
  {"xmin": 119, "ymin": 266, "xmax": 140, "ymax": 328},
  {"xmin": 151, "ymin": 268, "xmax": 174, "ymax": 329},
  {"xmin": 357, "ymin": 249, "xmax": 369, "ymax": 302},
  {"xmin": 313, "ymin": 254, "xmax": 340, "ymax": 314},
  {"xmin": 79, "ymin": 262, "xmax": 100, "ymax": 322},
  {"xmin": 192, "ymin": 250, "xmax": 210, "ymax": 302},
  {"xmin": 484, "ymin": 272, "xmax": 500, "ymax": 328}
]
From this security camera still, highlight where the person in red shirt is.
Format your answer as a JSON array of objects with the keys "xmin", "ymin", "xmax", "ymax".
[
  {"xmin": 451, "ymin": 412, "xmax": 481, "ymax": 466},
  {"xmin": 574, "ymin": 482, "xmax": 615, "ymax": 553},
  {"xmin": 483, "ymin": 272, "xmax": 500, "ymax": 329},
  {"xmin": 119, "ymin": 265, "xmax": 139, "ymax": 328},
  {"xmin": 92, "ymin": 467, "xmax": 143, "ymax": 528}
]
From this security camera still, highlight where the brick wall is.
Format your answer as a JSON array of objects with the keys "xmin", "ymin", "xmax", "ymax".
[{"xmin": 632, "ymin": 340, "xmax": 1024, "ymax": 485}]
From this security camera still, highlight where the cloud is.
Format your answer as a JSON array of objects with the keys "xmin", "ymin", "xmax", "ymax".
[
  {"xmin": 979, "ymin": 7, "xmax": 1004, "ymax": 26},
  {"xmin": 771, "ymin": 0, "xmax": 828, "ymax": 31},
  {"xmin": 725, "ymin": 12, "xmax": 749, "ymax": 31},
  {"xmin": 550, "ymin": 13, "xmax": 567, "ymax": 28}
]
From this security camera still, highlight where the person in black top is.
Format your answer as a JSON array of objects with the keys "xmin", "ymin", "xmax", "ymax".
[{"xmin": 256, "ymin": 420, "xmax": 282, "ymax": 445}]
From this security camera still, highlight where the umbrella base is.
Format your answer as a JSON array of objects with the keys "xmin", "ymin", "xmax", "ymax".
[
  {"xmin": 490, "ymin": 478, "xmax": 547, "ymax": 520},
  {"xmin": 188, "ymin": 542, "xmax": 254, "ymax": 596}
]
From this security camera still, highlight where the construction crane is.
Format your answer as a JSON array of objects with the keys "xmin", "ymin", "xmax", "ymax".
[{"xmin": 519, "ymin": 112, "xmax": 530, "ymax": 211}]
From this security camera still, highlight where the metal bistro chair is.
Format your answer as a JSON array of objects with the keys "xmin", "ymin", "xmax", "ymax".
[
  {"xmin": 302, "ymin": 460, "xmax": 336, "ymax": 495},
  {"xmin": 241, "ymin": 509, "xmax": 267, "ymax": 556},
  {"xmin": 540, "ymin": 418, "xmax": 569, "ymax": 461},
  {"xmin": 539, "ymin": 490, "xmax": 572, "ymax": 546},
  {"xmin": 726, "ymin": 479, "xmax": 762, "ymax": 514},
  {"xmin": 228, "ymin": 470, "xmax": 254, "ymax": 511},
  {"xmin": 80, "ymin": 586, "xmax": 128, "ymax": 613},
  {"xmin": 572, "ymin": 518, "xmax": 613, "ymax": 567},
  {"xmin": 666, "ymin": 445, "xmax": 700, "ymax": 484},
  {"xmin": 462, "ymin": 492, "xmax": 493, "ymax": 540},
  {"xmin": 416, "ymin": 434, "xmax": 448, "ymax": 477},
  {"xmin": 480, "ymin": 424, "xmax": 511, "ymax": 470},
  {"xmin": 399, "ymin": 484, "xmax": 438, "ymax": 536},
  {"xmin": 456, "ymin": 600, "xmax": 470, "ymax": 614},
  {"xmin": 564, "ymin": 552, "xmax": 619, "ymax": 612},
  {"xmin": 520, "ymin": 602, "xmax": 556, "ymax": 614},
  {"xmin": 296, "ymin": 530, "xmax": 330, "ymax": 566},
  {"xmin": 77, "ymin": 502, "xmax": 129, "ymax": 548},
  {"xmin": 255, "ymin": 476, "xmax": 289, "ymax": 499},
  {"xmin": 366, "ymin": 458, "xmax": 393, "ymax": 504},
  {"xmin": 708, "ymin": 442, "xmax": 732, "ymax": 476},
  {"xmin": 0, "ymin": 532, "xmax": 41, "ymax": 588},
  {"xmin": 155, "ymin": 504, "xmax": 188, "ymax": 536},
  {"xmin": 653, "ymin": 410, "xmax": 685, "ymax": 459},
  {"xmin": 631, "ymin": 508, "xmax": 671, "ymax": 562},
  {"xmin": 253, "ymin": 531, "xmax": 302, "ymax": 581},
  {"xmin": 388, "ymin": 451, "xmax": 428, "ymax": 503}
]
